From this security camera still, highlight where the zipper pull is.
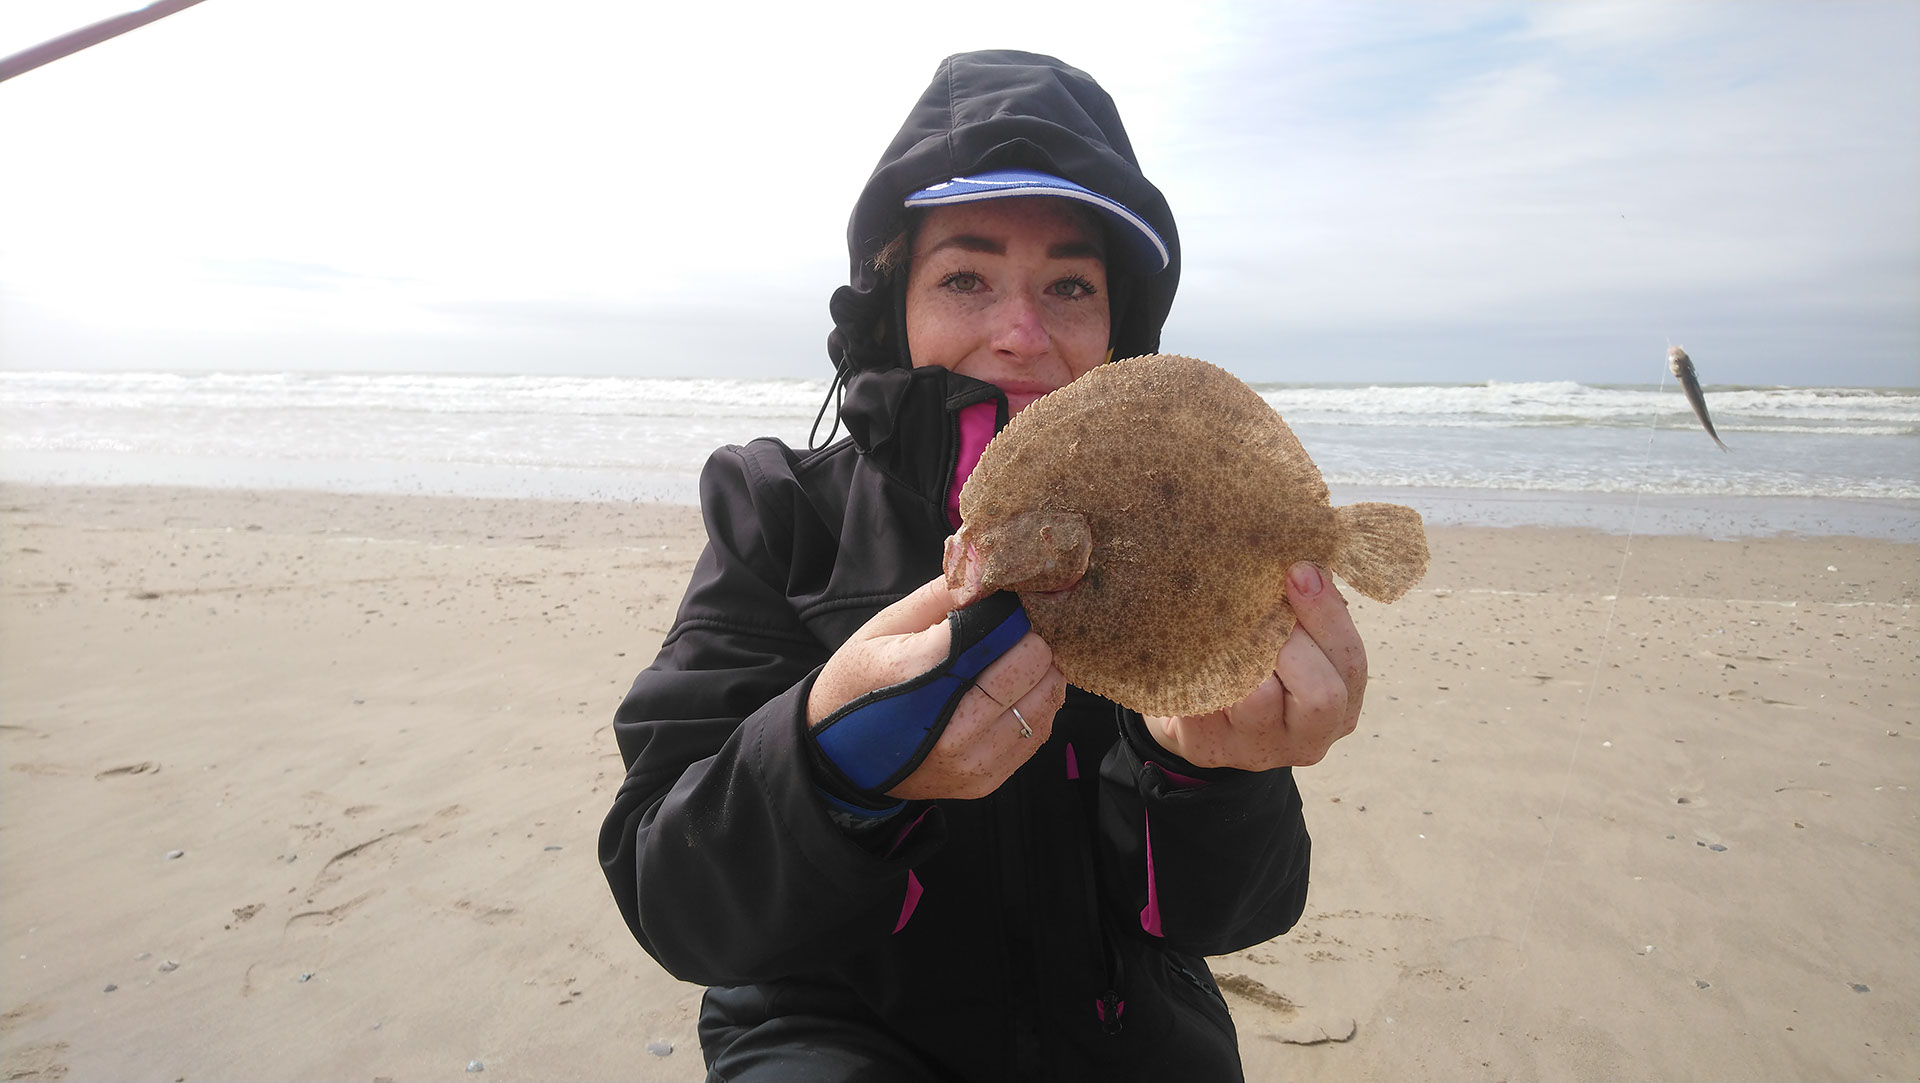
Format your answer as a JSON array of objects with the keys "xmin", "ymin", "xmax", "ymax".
[{"xmin": 1096, "ymin": 990, "xmax": 1125, "ymax": 1035}]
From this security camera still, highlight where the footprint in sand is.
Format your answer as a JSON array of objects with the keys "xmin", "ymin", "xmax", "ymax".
[
  {"xmin": 285, "ymin": 890, "xmax": 379, "ymax": 931},
  {"xmin": 305, "ymin": 805, "xmax": 467, "ymax": 899},
  {"xmin": 448, "ymin": 898, "xmax": 520, "ymax": 925},
  {"xmin": 0, "ymin": 1001, "xmax": 50, "ymax": 1035},
  {"xmin": 306, "ymin": 833, "xmax": 405, "ymax": 898},
  {"xmin": 7, "ymin": 762, "xmax": 75, "ymax": 777},
  {"xmin": 1721, "ymin": 689, "xmax": 1802, "ymax": 708},
  {"xmin": 1214, "ymin": 972, "xmax": 1357, "ymax": 1047},
  {"xmin": 1214, "ymin": 972, "xmax": 1297, "ymax": 1014},
  {"xmin": 0, "ymin": 1039, "xmax": 70, "ymax": 1081},
  {"xmin": 94, "ymin": 761, "xmax": 160, "ymax": 780}
]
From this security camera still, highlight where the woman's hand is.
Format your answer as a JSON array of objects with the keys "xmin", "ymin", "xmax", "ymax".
[
  {"xmin": 809, "ymin": 575, "xmax": 1066, "ymax": 801},
  {"xmin": 1144, "ymin": 562, "xmax": 1367, "ymax": 771}
]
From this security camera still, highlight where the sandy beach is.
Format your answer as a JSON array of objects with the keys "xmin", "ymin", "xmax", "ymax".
[{"xmin": 2, "ymin": 483, "xmax": 1914, "ymax": 1082}]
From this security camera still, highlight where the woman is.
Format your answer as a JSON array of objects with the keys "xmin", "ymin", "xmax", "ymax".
[{"xmin": 599, "ymin": 50, "xmax": 1366, "ymax": 1081}]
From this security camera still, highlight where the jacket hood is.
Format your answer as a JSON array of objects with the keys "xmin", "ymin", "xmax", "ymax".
[{"xmin": 826, "ymin": 50, "xmax": 1182, "ymax": 388}]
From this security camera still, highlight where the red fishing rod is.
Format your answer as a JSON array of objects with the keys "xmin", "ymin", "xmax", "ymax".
[{"xmin": 0, "ymin": 0, "xmax": 211, "ymax": 83}]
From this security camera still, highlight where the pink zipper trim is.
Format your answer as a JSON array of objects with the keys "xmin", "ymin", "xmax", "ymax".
[
  {"xmin": 1145, "ymin": 759, "xmax": 1209, "ymax": 790},
  {"xmin": 886, "ymin": 807, "xmax": 933, "ymax": 859},
  {"xmin": 1139, "ymin": 811, "xmax": 1163, "ymax": 937},
  {"xmin": 947, "ymin": 402, "xmax": 998, "ymax": 528},
  {"xmin": 894, "ymin": 870, "xmax": 924, "ymax": 934}
]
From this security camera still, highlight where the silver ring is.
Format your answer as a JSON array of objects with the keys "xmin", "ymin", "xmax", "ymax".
[{"xmin": 1010, "ymin": 704, "xmax": 1033, "ymax": 739}]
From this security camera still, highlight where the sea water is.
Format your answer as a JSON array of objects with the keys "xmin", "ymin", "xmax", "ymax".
[{"xmin": 2, "ymin": 371, "xmax": 1915, "ymax": 539}]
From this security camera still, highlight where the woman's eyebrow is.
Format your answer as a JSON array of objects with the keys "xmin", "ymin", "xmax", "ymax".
[
  {"xmin": 920, "ymin": 234, "xmax": 1003, "ymax": 258},
  {"xmin": 919, "ymin": 234, "xmax": 1105, "ymax": 261}
]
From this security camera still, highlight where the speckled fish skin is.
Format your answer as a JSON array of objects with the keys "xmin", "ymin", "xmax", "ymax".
[
  {"xmin": 1667, "ymin": 346, "xmax": 1729, "ymax": 451},
  {"xmin": 950, "ymin": 354, "xmax": 1430, "ymax": 717}
]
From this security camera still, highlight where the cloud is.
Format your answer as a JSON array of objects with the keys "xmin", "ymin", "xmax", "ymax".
[
  {"xmin": 200, "ymin": 260, "xmax": 385, "ymax": 291},
  {"xmin": 1150, "ymin": 2, "xmax": 1918, "ymax": 383},
  {"xmin": 1, "ymin": 1, "xmax": 1914, "ymax": 385}
]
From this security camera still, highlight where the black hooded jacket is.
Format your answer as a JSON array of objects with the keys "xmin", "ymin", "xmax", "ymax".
[{"xmin": 600, "ymin": 51, "xmax": 1311, "ymax": 1081}]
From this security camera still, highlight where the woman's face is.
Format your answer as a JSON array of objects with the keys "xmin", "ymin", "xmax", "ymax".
[{"xmin": 904, "ymin": 198, "xmax": 1111, "ymax": 415}]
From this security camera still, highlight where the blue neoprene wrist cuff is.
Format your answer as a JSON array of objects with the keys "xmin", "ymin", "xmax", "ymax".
[
  {"xmin": 816, "ymin": 787, "xmax": 905, "ymax": 820},
  {"xmin": 809, "ymin": 591, "xmax": 1029, "ymax": 800}
]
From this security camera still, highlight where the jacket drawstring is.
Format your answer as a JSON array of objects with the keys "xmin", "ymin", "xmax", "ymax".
[{"xmin": 808, "ymin": 359, "xmax": 850, "ymax": 449}]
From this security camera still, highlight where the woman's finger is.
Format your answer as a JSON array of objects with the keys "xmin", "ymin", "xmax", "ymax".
[
  {"xmin": 1283, "ymin": 562, "xmax": 1368, "ymax": 712},
  {"xmin": 1007, "ymin": 666, "xmax": 1067, "ymax": 745},
  {"xmin": 1225, "ymin": 669, "xmax": 1287, "ymax": 731},
  {"xmin": 890, "ymin": 665, "xmax": 1063, "ymax": 800},
  {"xmin": 944, "ymin": 634, "xmax": 1056, "ymax": 747},
  {"xmin": 851, "ymin": 575, "xmax": 968, "ymax": 642},
  {"xmin": 810, "ymin": 577, "xmax": 1019, "ymax": 724},
  {"xmin": 966, "ymin": 631, "xmax": 1055, "ymax": 714},
  {"xmin": 1273, "ymin": 623, "xmax": 1346, "ymax": 725}
]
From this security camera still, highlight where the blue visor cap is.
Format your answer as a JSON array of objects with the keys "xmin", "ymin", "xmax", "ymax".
[{"xmin": 903, "ymin": 169, "xmax": 1170, "ymax": 275}]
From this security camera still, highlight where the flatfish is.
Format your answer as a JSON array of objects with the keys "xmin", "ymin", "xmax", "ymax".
[{"xmin": 945, "ymin": 354, "xmax": 1429, "ymax": 717}]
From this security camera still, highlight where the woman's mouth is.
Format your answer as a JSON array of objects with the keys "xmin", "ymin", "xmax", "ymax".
[{"xmin": 1000, "ymin": 385, "xmax": 1057, "ymax": 415}]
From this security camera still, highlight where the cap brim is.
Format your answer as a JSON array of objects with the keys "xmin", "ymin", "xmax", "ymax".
[{"xmin": 904, "ymin": 169, "xmax": 1170, "ymax": 274}]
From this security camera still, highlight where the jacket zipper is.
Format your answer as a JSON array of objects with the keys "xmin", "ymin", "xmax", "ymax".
[
  {"xmin": 1082, "ymin": 707, "xmax": 1128, "ymax": 1035},
  {"xmin": 1169, "ymin": 960, "xmax": 1228, "ymax": 1008},
  {"xmin": 995, "ymin": 754, "xmax": 1045, "ymax": 1076}
]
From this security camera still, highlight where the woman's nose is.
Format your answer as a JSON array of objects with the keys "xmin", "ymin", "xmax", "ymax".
[{"xmin": 989, "ymin": 291, "xmax": 1050, "ymax": 360}]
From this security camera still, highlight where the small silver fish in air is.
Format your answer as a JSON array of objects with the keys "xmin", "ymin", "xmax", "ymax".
[{"xmin": 1667, "ymin": 345, "xmax": 1728, "ymax": 451}]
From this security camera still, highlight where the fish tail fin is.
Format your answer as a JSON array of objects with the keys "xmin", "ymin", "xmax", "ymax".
[
  {"xmin": 1704, "ymin": 419, "xmax": 1730, "ymax": 451},
  {"xmin": 1329, "ymin": 503, "xmax": 1430, "ymax": 603}
]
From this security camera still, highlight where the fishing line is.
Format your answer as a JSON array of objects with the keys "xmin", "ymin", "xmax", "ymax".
[{"xmin": 1481, "ymin": 355, "xmax": 1669, "ymax": 1066}]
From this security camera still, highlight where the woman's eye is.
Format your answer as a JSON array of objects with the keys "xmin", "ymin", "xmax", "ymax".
[
  {"xmin": 1049, "ymin": 275, "xmax": 1097, "ymax": 299},
  {"xmin": 940, "ymin": 272, "xmax": 982, "ymax": 292}
]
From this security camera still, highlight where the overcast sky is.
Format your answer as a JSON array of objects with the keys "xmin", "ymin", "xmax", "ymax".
[{"xmin": 2, "ymin": 1, "xmax": 1915, "ymax": 386}]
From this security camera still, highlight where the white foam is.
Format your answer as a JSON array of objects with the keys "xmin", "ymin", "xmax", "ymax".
[{"xmin": 4, "ymin": 371, "xmax": 1916, "ymax": 517}]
